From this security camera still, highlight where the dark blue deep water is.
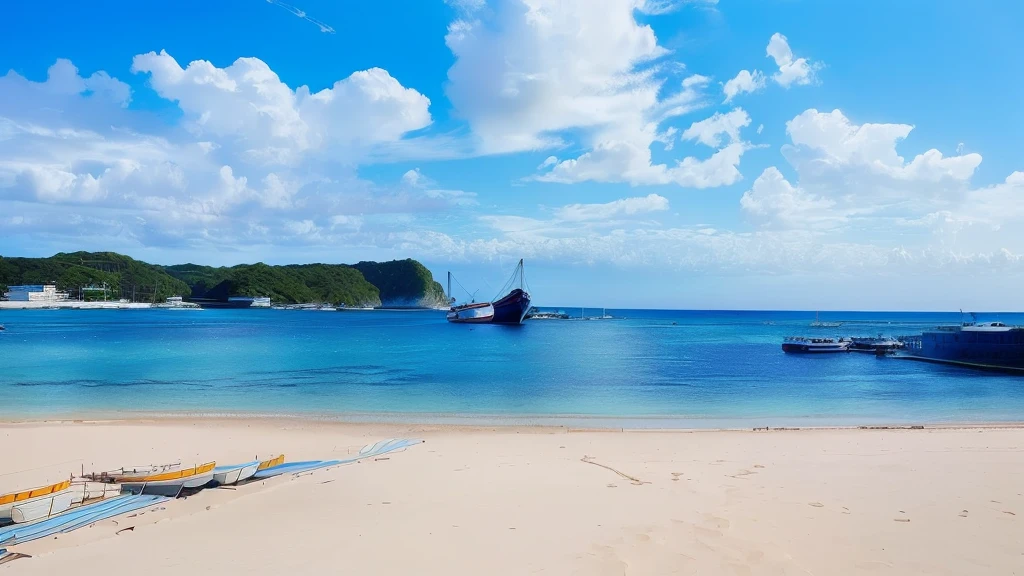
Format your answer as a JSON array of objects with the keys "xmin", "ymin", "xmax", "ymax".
[{"xmin": 2, "ymin": 308, "xmax": 1023, "ymax": 427}]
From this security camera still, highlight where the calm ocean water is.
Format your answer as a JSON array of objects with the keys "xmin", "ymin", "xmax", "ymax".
[{"xmin": 2, "ymin": 308, "xmax": 1024, "ymax": 427}]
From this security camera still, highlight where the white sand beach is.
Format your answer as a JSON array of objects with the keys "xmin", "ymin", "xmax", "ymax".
[{"xmin": 1, "ymin": 419, "xmax": 1021, "ymax": 574}]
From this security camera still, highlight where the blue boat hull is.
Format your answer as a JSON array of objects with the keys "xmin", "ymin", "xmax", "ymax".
[
  {"xmin": 491, "ymin": 289, "xmax": 531, "ymax": 325},
  {"xmin": 907, "ymin": 329, "xmax": 1024, "ymax": 371}
]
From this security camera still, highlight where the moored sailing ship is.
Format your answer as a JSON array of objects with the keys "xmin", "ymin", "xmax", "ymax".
[
  {"xmin": 446, "ymin": 259, "xmax": 531, "ymax": 325},
  {"xmin": 490, "ymin": 259, "xmax": 531, "ymax": 324}
]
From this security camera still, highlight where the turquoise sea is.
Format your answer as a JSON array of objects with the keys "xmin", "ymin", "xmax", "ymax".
[{"xmin": 2, "ymin": 308, "xmax": 1024, "ymax": 427}]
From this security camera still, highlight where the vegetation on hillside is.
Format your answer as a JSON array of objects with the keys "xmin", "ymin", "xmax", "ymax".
[
  {"xmin": 0, "ymin": 252, "xmax": 189, "ymax": 302},
  {"xmin": 1, "ymin": 252, "xmax": 446, "ymax": 308},
  {"xmin": 352, "ymin": 259, "xmax": 448, "ymax": 307},
  {"xmin": 165, "ymin": 263, "xmax": 381, "ymax": 307}
]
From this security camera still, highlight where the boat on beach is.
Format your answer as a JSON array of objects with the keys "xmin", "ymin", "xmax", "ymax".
[
  {"xmin": 86, "ymin": 462, "xmax": 216, "ymax": 498},
  {"xmin": 0, "ymin": 480, "xmax": 73, "ymax": 524},
  {"xmin": 782, "ymin": 336, "xmax": 851, "ymax": 353},
  {"xmin": 212, "ymin": 454, "xmax": 284, "ymax": 486}
]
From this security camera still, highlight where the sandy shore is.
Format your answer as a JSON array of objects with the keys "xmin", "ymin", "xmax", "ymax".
[{"xmin": 2, "ymin": 419, "xmax": 1021, "ymax": 574}]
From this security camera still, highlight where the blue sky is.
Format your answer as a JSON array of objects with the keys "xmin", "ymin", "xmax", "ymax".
[{"xmin": 2, "ymin": 0, "xmax": 1023, "ymax": 310}]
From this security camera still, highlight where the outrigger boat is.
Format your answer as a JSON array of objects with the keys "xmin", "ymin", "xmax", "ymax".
[
  {"xmin": 0, "ymin": 479, "xmax": 74, "ymax": 524},
  {"xmin": 86, "ymin": 462, "xmax": 216, "ymax": 498},
  {"xmin": 212, "ymin": 454, "xmax": 284, "ymax": 486}
]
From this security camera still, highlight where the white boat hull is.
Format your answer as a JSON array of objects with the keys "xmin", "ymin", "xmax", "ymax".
[
  {"xmin": 212, "ymin": 462, "xmax": 260, "ymax": 486},
  {"xmin": 120, "ymin": 472, "xmax": 214, "ymax": 497},
  {"xmin": 10, "ymin": 490, "xmax": 75, "ymax": 524},
  {"xmin": 446, "ymin": 303, "xmax": 494, "ymax": 323}
]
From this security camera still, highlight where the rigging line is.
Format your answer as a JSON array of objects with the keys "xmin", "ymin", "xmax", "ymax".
[{"xmin": 450, "ymin": 274, "xmax": 475, "ymax": 301}]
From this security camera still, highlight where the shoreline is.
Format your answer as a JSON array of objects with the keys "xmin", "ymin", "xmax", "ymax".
[{"xmin": 3, "ymin": 411, "xmax": 1024, "ymax": 432}]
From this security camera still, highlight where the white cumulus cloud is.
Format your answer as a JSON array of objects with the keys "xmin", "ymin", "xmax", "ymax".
[
  {"xmin": 766, "ymin": 33, "xmax": 819, "ymax": 87},
  {"xmin": 446, "ymin": 0, "xmax": 744, "ymax": 188},
  {"xmin": 722, "ymin": 69, "xmax": 766, "ymax": 102},
  {"xmin": 681, "ymin": 108, "xmax": 750, "ymax": 148},
  {"xmin": 131, "ymin": 50, "xmax": 432, "ymax": 163}
]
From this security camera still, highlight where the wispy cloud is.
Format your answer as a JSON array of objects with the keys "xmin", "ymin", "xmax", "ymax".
[{"xmin": 264, "ymin": 0, "xmax": 335, "ymax": 34}]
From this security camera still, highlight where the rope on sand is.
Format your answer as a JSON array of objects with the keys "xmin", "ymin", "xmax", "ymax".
[{"xmin": 580, "ymin": 456, "xmax": 650, "ymax": 486}]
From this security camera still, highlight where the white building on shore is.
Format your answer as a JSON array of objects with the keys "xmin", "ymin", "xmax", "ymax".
[{"xmin": 3, "ymin": 284, "xmax": 69, "ymax": 302}]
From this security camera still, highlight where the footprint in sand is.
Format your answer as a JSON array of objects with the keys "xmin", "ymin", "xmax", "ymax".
[
  {"xmin": 958, "ymin": 510, "xmax": 969, "ymax": 517},
  {"xmin": 753, "ymin": 464, "xmax": 765, "ymax": 469},
  {"xmin": 671, "ymin": 472, "xmax": 683, "ymax": 481},
  {"xmin": 809, "ymin": 502, "xmax": 824, "ymax": 508}
]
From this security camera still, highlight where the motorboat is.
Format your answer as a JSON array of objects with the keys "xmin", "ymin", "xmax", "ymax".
[{"xmin": 782, "ymin": 336, "xmax": 851, "ymax": 353}]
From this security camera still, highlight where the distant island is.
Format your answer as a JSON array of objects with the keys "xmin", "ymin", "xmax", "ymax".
[{"xmin": 0, "ymin": 252, "xmax": 448, "ymax": 309}]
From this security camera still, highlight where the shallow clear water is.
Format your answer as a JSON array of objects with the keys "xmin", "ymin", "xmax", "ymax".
[{"xmin": 2, "ymin": 308, "xmax": 1023, "ymax": 427}]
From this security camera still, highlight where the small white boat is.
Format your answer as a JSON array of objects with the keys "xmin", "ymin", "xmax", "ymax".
[
  {"xmin": 0, "ymin": 479, "xmax": 73, "ymax": 524},
  {"xmin": 782, "ymin": 337, "xmax": 851, "ymax": 353},
  {"xmin": 211, "ymin": 455, "xmax": 283, "ymax": 486},
  {"xmin": 446, "ymin": 302, "xmax": 494, "ymax": 323},
  {"xmin": 88, "ymin": 462, "xmax": 216, "ymax": 498},
  {"xmin": 809, "ymin": 311, "xmax": 842, "ymax": 328}
]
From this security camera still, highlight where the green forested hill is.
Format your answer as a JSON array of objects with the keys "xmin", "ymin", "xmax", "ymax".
[
  {"xmin": 0, "ymin": 252, "xmax": 445, "ymax": 307},
  {"xmin": 0, "ymin": 251, "xmax": 190, "ymax": 302},
  {"xmin": 164, "ymin": 262, "xmax": 381, "ymax": 307},
  {"xmin": 352, "ymin": 259, "xmax": 448, "ymax": 307}
]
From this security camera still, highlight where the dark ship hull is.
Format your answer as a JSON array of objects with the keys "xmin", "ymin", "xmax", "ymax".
[
  {"xmin": 445, "ymin": 259, "xmax": 531, "ymax": 325},
  {"xmin": 903, "ymin": 324, "xmax": 1024, "ymax": 372},
  {"xmin": 491, "ymin": 288, "xmax": 531, "ymax": 325}
]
